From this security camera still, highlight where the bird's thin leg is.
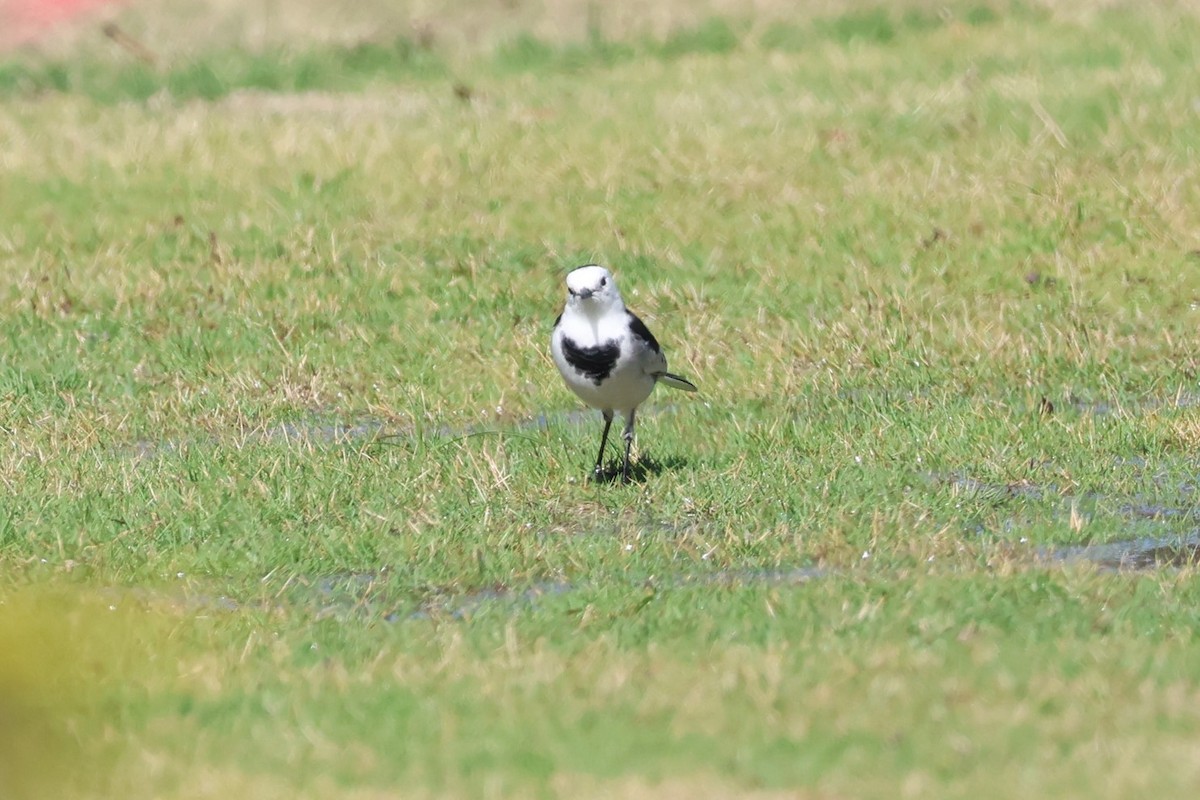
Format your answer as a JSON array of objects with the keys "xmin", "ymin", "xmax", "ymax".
[
  {"xmin": 593, "ymin": 410, "xmax": 614, "ymax": 478},
  {"xmin": 621, "ymin": 410, "xmax": 636, "ymax": 484}
]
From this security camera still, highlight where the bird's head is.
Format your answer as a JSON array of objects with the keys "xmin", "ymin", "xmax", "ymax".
[{"xmin": 564, "ymin": 264, "xmax": 624, "ymax": 316}]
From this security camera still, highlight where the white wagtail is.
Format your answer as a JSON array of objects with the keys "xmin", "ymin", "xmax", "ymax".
[{"xmin": 550, "ymin": 264, "xmax": 697, "ymax": 483}]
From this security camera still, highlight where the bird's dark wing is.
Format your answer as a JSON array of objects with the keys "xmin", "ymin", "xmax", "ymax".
[{"xmin": 625, "ymin": 311, "xmax": 661, "ymax": 353}]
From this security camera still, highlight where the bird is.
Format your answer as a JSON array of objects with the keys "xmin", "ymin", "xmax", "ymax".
[{"xmin": 550, "ymin": 264, "xmax": 697, "ymax": 483}]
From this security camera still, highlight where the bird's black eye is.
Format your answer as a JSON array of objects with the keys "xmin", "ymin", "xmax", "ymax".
[{"xmin": 600, "ymin": 278, "xmax": 607, "ymax": 287}]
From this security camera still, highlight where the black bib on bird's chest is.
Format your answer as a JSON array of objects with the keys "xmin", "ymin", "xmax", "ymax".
[{"xmin": 562, "ymin": 337, "xmax": 620, "ymax": 385}]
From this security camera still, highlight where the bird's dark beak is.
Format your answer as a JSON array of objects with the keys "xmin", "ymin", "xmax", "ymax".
[{"xmin": 577, "ymin": 288, "xmax": 594, "ymax": 300}]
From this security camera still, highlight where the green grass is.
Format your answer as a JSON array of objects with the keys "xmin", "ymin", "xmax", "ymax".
[{"xmin": 3, "ymin": 0, "xmax": 1200, "ymax": 797}]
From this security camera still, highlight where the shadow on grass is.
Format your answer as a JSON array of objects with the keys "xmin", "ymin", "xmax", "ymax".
[{"xmin": 591, "ymin": 454, "xmax": 690, "ymax": 485}]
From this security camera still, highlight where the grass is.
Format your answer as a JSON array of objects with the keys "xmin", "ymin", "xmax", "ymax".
[{"xmin": 3, "ymin": 0, "xmax": 1200, "ymax": 796}]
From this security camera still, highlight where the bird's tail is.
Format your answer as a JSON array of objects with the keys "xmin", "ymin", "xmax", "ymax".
[{"xmin": 659, "ymin": 372, "xmax": 698, "ymax": 392}]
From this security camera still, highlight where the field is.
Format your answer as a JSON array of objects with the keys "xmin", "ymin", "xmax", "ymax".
[{"xmin": 3, "ymin": 0, "xmax": 1200, "ymax": 797}]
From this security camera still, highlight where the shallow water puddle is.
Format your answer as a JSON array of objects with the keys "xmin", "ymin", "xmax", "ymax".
[
  {"xmin": 121, "ymin": 404, "xmax": 682, "ymax": 458},
  {"xmin": 115, "ymin": 399, "xmax": 1200, "ymax": 620},
  {"xmin": 1046, "ymin": 531, "xmax": 1200, "ymax": 570},
  {"xmin": 941, "ymin": 466, "xmax": 1200, "ymax": 567},
  {"xmin": 294, "ymin": 565, "xmax": 827, "ymax": 622},
  {"xmin": 254, "ymin": 540, "xmax": 1198, "ymax": 623},
  {"xmin": 167, "ymin": 565, "xmax": 829, "ymax": 623},
  {"xmin": 144, "ymin": 533, "xmax": 1196, "ymax": 625}
]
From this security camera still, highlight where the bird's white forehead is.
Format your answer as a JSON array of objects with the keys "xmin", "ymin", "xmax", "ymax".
[{"xmin": 566, "ymin": 264, "xmax": 613, "ymax": 291}]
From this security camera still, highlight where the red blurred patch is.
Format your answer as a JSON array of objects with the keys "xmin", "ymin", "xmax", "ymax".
[{"xmin": 1, "ymin": 0, "xmax": 121, "ymax": 47}]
